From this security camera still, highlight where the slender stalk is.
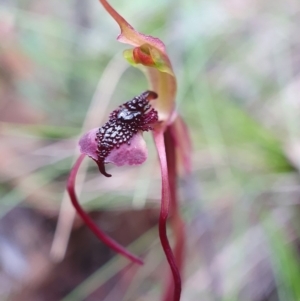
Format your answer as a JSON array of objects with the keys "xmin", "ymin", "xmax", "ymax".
[
  {"xmin": 154, "ymin": 131, "xmax": 181, "ymax": 301},
  {"xmin": 67, "ymin": 153, "xmax": 143, "ymax": 265},
  {"xmin": 162, "ymin": 127, "xmax": 185, "ymax": 301}
]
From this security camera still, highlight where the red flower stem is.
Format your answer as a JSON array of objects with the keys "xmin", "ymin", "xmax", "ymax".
[
  {"xmin": 154, "ymin": 131, "xmax": 181, "ymax": 301},
  {"xmin": 67, "ymin": 153, "xmax": 143, "ymax": 265},
  {"xmin": 162, "ymin": 127, "xmax": 185, "ymax": 301}
]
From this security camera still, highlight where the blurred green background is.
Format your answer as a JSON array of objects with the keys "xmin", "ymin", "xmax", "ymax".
[{"xmin": 1, "ymin": 0, "xmax": 300, "ymax": 300}]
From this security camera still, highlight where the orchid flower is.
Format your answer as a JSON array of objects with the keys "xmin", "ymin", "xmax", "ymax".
[{"xmin": 66, "ymin": 1, "xmax": 191, "ymax": 301}]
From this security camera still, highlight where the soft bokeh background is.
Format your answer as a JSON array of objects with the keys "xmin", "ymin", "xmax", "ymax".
[{"xmin": 1, "ymin": 0, "xmax": 300, "ymax": 300}]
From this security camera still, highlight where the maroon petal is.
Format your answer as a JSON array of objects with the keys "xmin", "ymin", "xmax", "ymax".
[{"xmin": 67, "ymin": 153, "xmax": 144, "ymax": 265}]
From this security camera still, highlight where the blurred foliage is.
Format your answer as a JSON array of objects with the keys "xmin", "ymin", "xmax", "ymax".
[{"xmin": 1, "ymin": 0, "xmax": 300, "ymax": 300}]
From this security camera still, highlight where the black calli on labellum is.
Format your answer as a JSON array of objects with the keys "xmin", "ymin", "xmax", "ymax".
[{"xmin": 92, "ymin": 90, "xmax": 158, "ymax": 176}]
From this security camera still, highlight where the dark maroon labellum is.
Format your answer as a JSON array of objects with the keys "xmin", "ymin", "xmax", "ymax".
[{"xmin": 95, "ymin": 90, "xmax": 158, "ymax": 177}]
